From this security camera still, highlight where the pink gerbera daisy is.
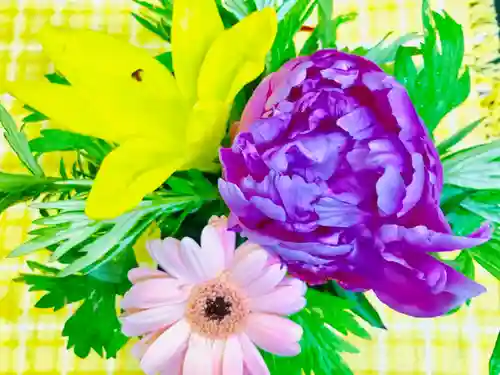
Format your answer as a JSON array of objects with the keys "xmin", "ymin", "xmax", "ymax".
[{"xmin": 120, "ymin": 217, "xmax": 307, "ymax": 375}]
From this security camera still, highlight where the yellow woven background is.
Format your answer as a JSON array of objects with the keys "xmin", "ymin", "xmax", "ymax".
[{"xmin": 0, "ymin": 0, "xmax": 498, "ymax": 374}]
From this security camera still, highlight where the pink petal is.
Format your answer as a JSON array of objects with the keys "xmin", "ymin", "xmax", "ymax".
[
  {"xmin": 239, "ymin": 333, "xmax": 270, "ymax": 375},
  {"xmin": 159, "ymin": 347, "xmax": 186, "ymax": 375},
  {"xmin": 278, "ymin": 277, "xmax": 307, "ymax": 294},
  {"xmin": 208, "ymin": 216, "xmax": 236, "ymax": 266},
  {"xmin": 180, "ymin": 237, "xmax": 213, "ymax": 282},
  {"xmin": 243, "ymin": 263, "xmax": 287, "ymax": 297},
  {"xmin": 128, "ymin": 267, "xmax": 167, "ymax": 283},
  {"xmin": 131, "ymin": 333, "xmax": 155, "ymax": 360},
  {"xmin": 212, "ymin": 340, "xmax": 225, "ymax": 375},
  {"xmin": 121, "ymin": 304, "xmax": 185, "ymax": 337},
  {"xmin": 233, "ymin": 243, "xmax": 262, "ymax": 264},
  {"xmin": 230, "ymin": 248, "xmax": 268, "ymax": 288},
  {"xmin": 141, "ymin": 319, "xmax": 191, "ymax": 375},
  {"xmin": 249, "ymin": 286, "xmax": 306, "ymax": 315},
  {"xmin": 223, "ymin": 335, "xmax": 243, "ymax": 375},
  {"xmin": 183, "ymin": 334, "xmax": 214, "ymax": 375},
  {"xmin": 200, "ymin": 224, "xmax": 227, "ymax": 278},
  {"xmin": 147, "ymin": 239, "xmax": 195, "ymax": 282},
  {"xmin": 245, "ymin": 313, "xmax": 302, "ymax": 356},
  {"xmin": 121, "ymin": 278, "xmax": 190, "ymax": 310}
]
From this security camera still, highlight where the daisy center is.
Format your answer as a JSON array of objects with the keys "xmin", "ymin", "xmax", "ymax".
[{"xmin": 185, "ymin": 278, "xmax": 250, "ymax": 339}]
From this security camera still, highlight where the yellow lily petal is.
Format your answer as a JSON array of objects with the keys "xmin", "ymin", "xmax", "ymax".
[
  {"xmin": 3, "ymin": 80, "xmax": 118, "ymax": 143},
  {"xmin": 186, "ymin": 100, "xmax": 228, "ymax": 157},
  {"xmin": 85, "ymin": 140, "xmax": 185, "ymax": 220},
  {"xmin": 172, "ymin": 0, "xmax": 224, "ymax": 105},
  {"xmin": 198, "ymin": 8, "xmax": 278, "ymax": 105},
  {"xmin": 30, "ymin": 27, "xmax": 188, "ymax": 141},
  {"xmin": 39, "ymin": 27, "xmax": 179, "ymax": 101}
]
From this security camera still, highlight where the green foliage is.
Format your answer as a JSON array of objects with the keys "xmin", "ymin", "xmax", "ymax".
[
  {"xmin": 365, "ymin": 32, "xmax": 419, "ymax": 65},
  {"xmin": 491, "ymin": 332, "xmax": 500, "ymax": 375},
  {"xmin": 263, "ymin": 289, "xmax": 371, "ymax": 375},
  {"xmin": 442, "ymin": 140, "xmax": 500, "ymax": 190},
  {"xmin": 394, "ymin": 0, "xmax": 470, "ymax": 135},
  {"xmin": 317, "ymin": 0, "xmax": 335, "ymax": 48},
  {"xmin": 132, "ymin": 0, "xmax": 172, "ymax": 41},
  {"xmin": 155, "ymin": 51, "xmax": 173, "ymax": 72},
  {"xmin": 268, "ymin": 0, "xmax": 317, "ymax": 72},
  {"xmin": 29, "ymin": 129, "xmax": 112, "ymax": 164},
  {"xmin": 441, "ymin": 184, "xmax": 500, "ymax": 282},
  {"xmin": 0, "ymin": 172, "xmax": 87, "ymax": 216},
  {"xmin": 17, "ymin": 261, "xmax": 130, "ymax": 359},
  {"xmin": 8, "ymin": 170, "xmax": 218, "ymax": 277},
  {"xmin": 324, "ymin": 281, "xmax": 386, "ymax": 329},
  {"xmin": 436, "ymin": 118, "xmax": 484, "ymax": 155},
  {"xmin": 0, "ymin": 103, "xmax": 44, "ymax": 176}
]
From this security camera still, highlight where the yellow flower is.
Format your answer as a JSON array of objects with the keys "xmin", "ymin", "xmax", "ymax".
[{"xmin": 3, "ymin": 0, "xmax": 277, "ymax": 219}]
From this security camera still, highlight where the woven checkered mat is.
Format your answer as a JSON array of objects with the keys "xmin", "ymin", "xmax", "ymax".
[{"xmin": 0, "ymin": 0, "xmax": 498, "ymax": 374}]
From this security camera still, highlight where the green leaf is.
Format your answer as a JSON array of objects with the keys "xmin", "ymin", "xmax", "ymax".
[
  {"xmin": 0, "ymin": 103, "xmax": 44, "ymax": 176},
  {"xmin": 0, "ymin": 172, "xmax": 67, "ymax": 216},
  {"xmin": 325, "ymin": 281, "xmax": 386, "ymax": 330},
  {"xmin": 436, "ymin": 118, "xmax": 484, "ymax": 155},
  {"xmin": 394, "ymin": 0, "xmax": 470, "ymax": 134},
  {"xmin": 470, "ymin": 231, "xmax": 500, "ymax": 280},
  {"xmin": 18, "ymin": 262, "xmax": 130, "ymax": 359},
  {"xmin": 263, "ymin": 288, "xmax": 371, "ymax": 375},
  {"xmin": 132, "ymin": 13, "xmax": 169, "ymax": 41},
  {"xmin": 22, "ymin": 109, "xmax": 49, "ymax": 123},
  {"xmin": 490, "ymin": 331, "xmax": 500, "ymax": 375},
  {"xmin": 155, "ymin": 51, "xmax": 173, "ymax": 73},
  {"xmin": 299, "ymin": 28, "xmax": 319, "ymax": 55},
  {"xmin": 45, "ymin": 72, "xmax": 70, "ymax": 85},
  {"xmin": 29, "ymin": 129, "xmax": 110, "ymax": 163},
  {"xmin": 268, "ymin": 0, "xmax": 317, "ymax": 72},
  {"xmin": 442, "ymin": 140, "xmax": 500, "ymax": 190},
  {"xmin": 365, "ymin": 32, "xmax": 419, "ymax": 65},
  {"xmin": 220, "ymin": 0, "xmax": 257, "ymax": 19},
  {"xmin": 317, "ymin": 0, "xmax": 335, "ymax": 48}
]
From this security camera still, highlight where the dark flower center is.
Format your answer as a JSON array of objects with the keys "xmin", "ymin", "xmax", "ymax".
[
  {"xmin": 185, "ymin": 278, "xmax": 250, "ymax": 339},
  {"xmin": 204, "ymin": 296, "xmax": 232, "ymax": 321}
]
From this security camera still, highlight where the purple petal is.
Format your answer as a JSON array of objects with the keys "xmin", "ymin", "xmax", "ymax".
[
  {"xmin": 376, "ymin": 165, "xmax": 405, "ymax": 216},
  {"xmin": 315, "ymin": 196, "xmax": 367, "ymax": 227},
  {"xmin": 377, "ymin": 223, "xmax": 492, "ymax": 252},
  {"xmin": 372, "ymin": 251, "xmax": 486, "ymax": 317},
  {"xmin": 250, "ymin": 196, "xmax": 287, "ymax": 222},
  {"xmin": 336, "ymin": 107, "xmax": 375, "ymax": 140}
]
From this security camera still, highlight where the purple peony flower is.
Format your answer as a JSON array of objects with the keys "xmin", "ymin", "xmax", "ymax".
[{"xmin": 218, "ymin": 50, "xmax": 491, "ymax": 317}]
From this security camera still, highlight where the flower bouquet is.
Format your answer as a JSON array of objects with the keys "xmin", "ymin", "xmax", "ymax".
[{"xmin": 0, "ymin": 0, "xmax": 499, "ymax": 373}]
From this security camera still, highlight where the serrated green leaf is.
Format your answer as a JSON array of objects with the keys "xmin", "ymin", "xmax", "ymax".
[
  {"xmin": 437, "ymin": 118, "xmax": 484, "ymax": 155},
  {"xmin": 490, "ymin": 331, "xmax": 500, "ymax": 375},
  {"xmin": 325, "ymin": 282, "xmax": 386, "ymax": 330},
  {"xmin": 29, "ymin": 129, "xmax": 110, "ymax": 163},
  {"xmin": 50, "ymin": 224, "xmax": 103, "ymax": 261},
  {"xmin": 9, "ymin": 223, "xmax": 87, "ymax": 258},
  {"xmin": 365, "ymin": 32, "xmax": 419, "ymax": 65},
  {"xmin": 394, "ymin": 1, "xmax": 470, "ymax": 134},
  {"xmin": 58, "ymin": 211, "xmax": 145, "ymax": 277},
  {"xmin": 442, "ymin": 140, "xmax": 500, "ymax": 190},
  {"xmin": 0, "ymin": 103, "xmax": 44, "ymax": 176}
]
